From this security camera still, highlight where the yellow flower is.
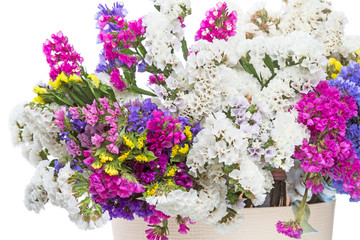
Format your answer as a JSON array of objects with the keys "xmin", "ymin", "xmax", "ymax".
[
  {"xmin": 331, "ymin": 73, "xmax": 339, "ymax": 79},
  {"xmin": 33, "ymin": 86, "xmax": 47, "ymax": 94},
  {"xmin": 69, "ymin": 74, "xmax": 83, "ymax": 83},
  {"xmin": 32, "ymin": 96, "xmax": 45, "ymax": 104},
  {"xmin": 183, "ymin": 126, "xmax": 192, "ymax": 141},
  {"xmin": 328, "ymin": 58, "xmax": 337, "ymax": 66},
  {"xmin": 137, "ymin": 136, "xmax": 146, "ymax": 149},
  {"xmin": 167, "ymin": 180, "xmax": 175, "ymax": 186},
  {"xmin": 135, "ymin": 154, "xmax": 149, "ymax": 162},
  {"xmin": 99, "ymin": 152, "xmax": 114, "ymax": 163},
  {"xmin": 355, "ymin": 49, "xmax": 360, "ymax": 56},
  {"xmin": 57, "ymin": 72, "xmax": 69, "ymax": 83},
  {"xmin": 91, "ymin": 161, "xmax": 102, "ymax": 169},
  {"xmin": 334, "ymin": 61, "xmax": 343, "ymax": 72},
  {"xmin": 179, "ymin": 144, "xmax": 189, "ymax": 155},
  {"xmin": 48, "ymin": 78, "xmax": 62, "ymax": 90},
  {"xmin": 105, "ymin": 164, "xmax": 119, "ymax": 176},
  {"xmin": 167, "ymin": 167, "xmax": 178, "ymax": 177},
  {"xmin": 123, "ymin": 135, "xmax": 135, "ymax": 149},
  {"xmin": 88, "ymin": 73, "xmax": 100, "ymax": 88},
  {"xmin": 118, "ymin": 151, "xmax": 130, "ymax": 162},
  {"xmin": 171, "ymin": 145, "xmax": 179, "ymax": 158},
  {"xmin": 146, "ymin": 184, "xmax": 158, "ymax": 196}
]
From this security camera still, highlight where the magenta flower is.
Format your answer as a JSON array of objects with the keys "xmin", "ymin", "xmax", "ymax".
[
  {"xmin": 43, "ymin": 31, "xmax": 83, "ymax": 80},
  {"xmin": 54, "ymin": 106, "xmax": 66, "ymax": 131},
  {"xmin": 89, "ymin": 171, "xmax": 145, "ymax": 204},
  {"xmin": 110, "ymin": 68, "xmax": 127, "ymax": 91},
  {"xmin": 306, "ymin": 179, "xmax": 324, "ymax": 195},
  {"xmin": 178, "ymin": 223, "xmax": 190, "ymax": 234},
  {"xmin": 276, "ymin": 221, "xmax": 303, "ymax": 239},
  {"xmin": 195, "ymin": 2, "xmax": 238, "ymax": 42},
  {"xmin": 91, "ymin": 133, "xmax": 105, "ymax": 148}
]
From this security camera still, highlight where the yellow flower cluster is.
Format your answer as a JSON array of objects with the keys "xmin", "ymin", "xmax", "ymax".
[
  {"xmin": 328, "ymin": 58, "xmax": 343, "ymax": 79},
  {"xmin": 48, "ymin": 72, "xmax": 83, "ymax": 90},
  {"xmin": 183, "ymin": 126, "xmax": 192, "ymax": 141},
  {"xmin": 32, "ymin": 86, "xmax": 48, "ymax": 104},
  {"xmin": 123, "ymin": 135, "xmax": 135, "ymax": 149},
  {"xmin": 134, "ymin": 154, "xmax": 149, "ymax": 162},
  {"xmin": 99, "ymin": 152, "xmax": 114, "ymax": 163},
  {"xmin": 171, "ymin": 145, "xmax": 179, "ymax": 158},
  {"xmin": 118, "ymin": 151, "xmax": 130, "ymax": 162},
  {"xmin": 137, "ymin": 136, "xmax": 146, "ymax": 149},
  {"xmin": 146, "ymin": 184, "xmax": 158, "ymax": 196},
  {"xmin": 92, "ymin": 161, "xmax": 102, "ymax": 169},
  {"xmin": 105, "ymin": 164, "xmax": 118, "ymax": 176},
  {"xmin": 32, "ymin": 96, "xmax": 46, "ymax": 104},
  {"xmin": 88, "ymin": 73, "xmax": 100, "ymax": 88},
  {"xmin": 178, "ymin": 144, "xmax": 189, "ymax": 155},
  {"xmin": 167, "ymin": 167, "xmax": 178, "ymax": 177}
]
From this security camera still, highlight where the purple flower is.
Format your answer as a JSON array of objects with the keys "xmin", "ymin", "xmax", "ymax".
[{"xmin": 276, "ymin": 221, "xmax": 303, "ymax": 239}]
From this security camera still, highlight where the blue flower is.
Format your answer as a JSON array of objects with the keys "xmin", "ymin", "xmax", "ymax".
[{"xmin": 137, "ymin": 60, "xmax": 147, "ymax": 72}]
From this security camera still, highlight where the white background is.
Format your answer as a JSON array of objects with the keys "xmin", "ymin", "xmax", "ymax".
[{"xmin": 1, "ymin": 0, "xmax": 359, "ymax": 239}]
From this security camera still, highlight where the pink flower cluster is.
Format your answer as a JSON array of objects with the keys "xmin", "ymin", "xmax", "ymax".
[
  {"xmin": 98, "ymin": 16, "xmax": 145, "ymax": 67},
  {"xmin": 110, "ymin": 68, "xmax": 127, "ymax": 91},
  {"xmin": 195, "ymin": 2, "xmax": 238, "ymax": 42},
  {"xmin": 43, "ymin": 31, "xmax": 84, "ymax": 80},
  {"xmin": 53, "ymin": 106, "xmax": 66, "ymax": 130},
  {"xmin": 149, "ymin": 74, "xmax": 166, "ymax": 85},
  {"xmin": 276, "ymin": 221, "xmax": 303, "ymax": 239},
  {"xmin": 146, "ymin": 110, "xmax": 186, "ymax": 156},
  {"xmin": 89, "ymin": 171, "xmax": 145, "ymax": 205},
  {"xmin": 82, "ymin": 98, "xmax": 122, "ymax": 154},
  {"xmin": 295, "ymin": 81, "xmax": 360, "ymax": 199}
]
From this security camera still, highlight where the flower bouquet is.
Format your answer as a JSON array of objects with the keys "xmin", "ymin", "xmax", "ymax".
[{"xmin": 9, "ymin": 0, "xmax": 360, "ymax": 239}]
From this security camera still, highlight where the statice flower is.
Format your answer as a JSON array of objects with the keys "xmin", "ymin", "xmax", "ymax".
[
  {"xmin": 276, "ymin": 221, "xmax": 303, "ymax": 239},
  {"xmin": 195, "ymin": 2, "xmax": 237, "ymax": 42},
  {"xmin": 43, "ymin": 31, "xmax": 83, "ymax": 80},
  {"xmin": 295, "ymin": 81, "xmax": 360, "ymax": 200},
  {"xmin": 110, "ymin": 68, "xmax": 127, "ymax": 91},
  {"xmin": 146, "ymin": 110, "xmax": 186, "ymax": 156},
  {"xmin": 89, "ymin": 171, "xmax": 145, "ymax": 205},
  {"xmin": 329, "ymin": 61, "xmax": 360, "ymax": 106},
  {"xmin": 100, "ymin": 197, "xmax": 153, "ymax": 220}
]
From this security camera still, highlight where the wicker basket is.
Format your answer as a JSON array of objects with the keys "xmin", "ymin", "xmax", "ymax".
[{"xmin": 112, "ymin": 200, "xmax": 335, "ymax": 240}]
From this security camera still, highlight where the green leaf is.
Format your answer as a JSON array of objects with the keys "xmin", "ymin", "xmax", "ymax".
[
  {"xmin": 120, "ymin": 48, "xmax": 136, "ymax": 56},
  {"xmin": 239, "ymin": 56, "xmax": 261, "ymax": 82},
  {"xmin": 129, "ymin": 86, "xmax": 156, "ymax": 97},
  {"xmin": 138, "ymin": 44, "xmax": 147, "ymax": 57},
  {"xmin": 154, "ymin": 5, "xmax": 161, "ymax": 11},
  {"xmin": 181, "ymin": 38, "xmax": 189, "ymax": 60},
  {"xmin": 145, "ymin": 150, "xmax": 157, "ymax": 162}
]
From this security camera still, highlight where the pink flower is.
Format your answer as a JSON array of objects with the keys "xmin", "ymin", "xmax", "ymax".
[
  {"xmin": 306, "ymin": 179, "xmax": 324, "ymax": 195},
  {"xmin": 54, "ymin": 106, "xmax": 66, "ymax": 130},
  {"xmin": 91, "ymin": 133, "xmax": 105, "ymax": 148},
  {"xmin": 110, "ymin": 68, "xmax": 127, "ymax": 91},
  {"xmin": 195, "ymin": 2, "xmax": 238, "ymax": 42},
  {"xmin": 276, "ymin": 221, "xmax": 303, "ymax": 239},
  {"xmin": 178, "ymin": 223, "xmax": 189, "ymax": 234}
]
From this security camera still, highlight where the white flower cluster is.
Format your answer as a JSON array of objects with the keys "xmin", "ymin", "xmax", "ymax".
[
  {"xmin": 279, "ymin": 0, "xmax": 347, "ymax": 55},
  {"xmin": 26, "ymin": 161, "xmax": 110, "ymax": 230},
  {"xmin": 143, "ymin": 2, "xmax": 186, "ymax": 73},
  {"xmin": 9, "ymin": 103, "xmax": 67, "ymax": 166},
  {"xmin": 270, "ymin": 111, "xmax": 309, "ymax": 171},
  {"xmin": 187, "ymin": 111, "xmax": 273, "ymax": 206},
  {"xmin": 180, "ymin": 40, "xmax": 232, "ymax": 121}
]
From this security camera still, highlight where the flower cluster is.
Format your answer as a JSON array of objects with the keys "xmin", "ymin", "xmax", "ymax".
[
  {"xmin": 195, "ymin": 2, "xmax": 237, "ymax": 42},
  {"xmin": 43, "ymin": 31, "xmax": 84, "ymax": 80},
  {"xmin": 11, "ymin": 0, "xmax": 360, "ymax": 239}
]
